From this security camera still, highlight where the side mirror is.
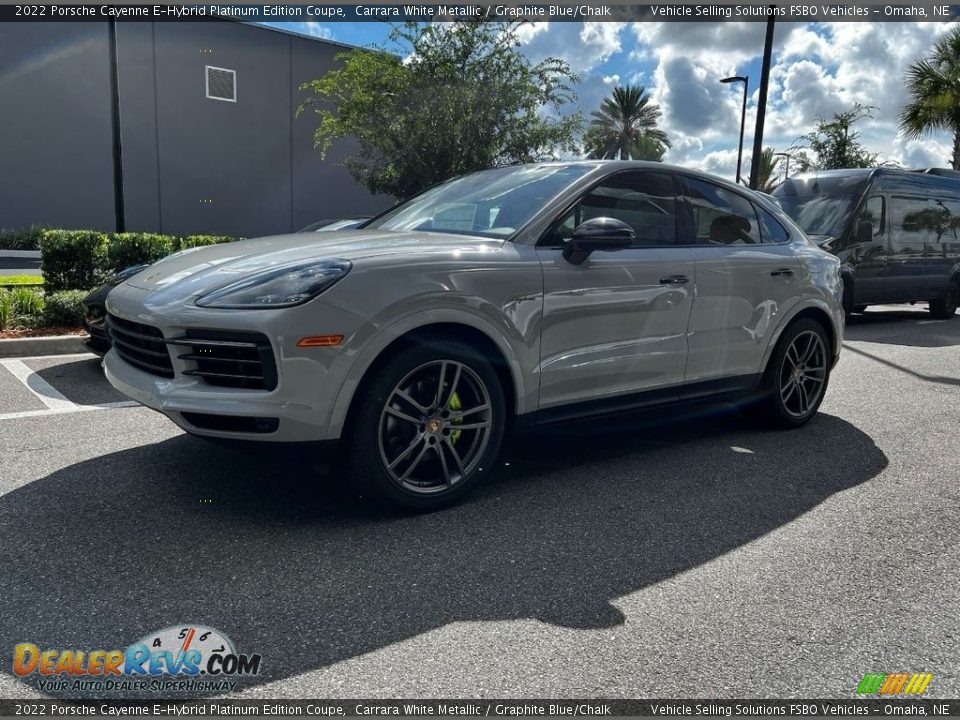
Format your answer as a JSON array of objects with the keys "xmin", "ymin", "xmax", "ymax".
[
  {"xmin": 562, "ymin": 217, "xmax": 635, "ymax": 265},
  {"xmin": 855, "ymin": 220, "xmax": 874, "ymax": 245}
]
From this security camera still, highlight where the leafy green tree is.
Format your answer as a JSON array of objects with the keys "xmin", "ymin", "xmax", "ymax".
[
  {"xmin": 584, "ymin": 85, "xmax": 670, "ymax": 160},
  {"xmin": 795, "ymin": 104, "xmax": 880, "ymax": 170},
  {"xmin": 899, "ymin": 26, "xmax": 960, "ymax": 170},
  {"xmin": 790, "ymin": 150, "xmax": 813, "ymax": 174},
  {"xmin": 298, "ymin": 22, "xmax": 581, "ymax": 200}
]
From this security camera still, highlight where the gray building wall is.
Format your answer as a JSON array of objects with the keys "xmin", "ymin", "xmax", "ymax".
[
  {"xmin": 0, "ymin": 23, "xmax": 117, "ymax": 230},
  {"xmin": 0, "ymin": 21, "xmax": 389, "ymax": 237}
]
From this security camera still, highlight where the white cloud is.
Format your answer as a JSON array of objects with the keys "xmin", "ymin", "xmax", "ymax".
[
  {"xmin": 631, "ymin": 21, "xmax": 778, "ymax": 65},
  {"xmin": 634, "ymin": 20, "xmax": 960, "ymax": 174},
  {"xmin": 762, "ymin": 22, "xmax": 959, "ymax": 166},
  {"xmin": 299, "ymin": 22, "xmax": 334, "ymax": 40},
  {"xmin": 508, "ymin": 19, "xmax": 960, "ymax": 176},
  {"xmin": 514, "ymin": 22, "xmax": 548, "ymax": 44},
  {"xmin": 519, "ymin": 21, "xmax": 624, "ymax": 73},
  {"xmin": 889, "ymin": 135, "xmax": 952, "ymax": 168},
  {"xmin": 678, "ymin": 147, "xmax": 742, "ymax": 179}
]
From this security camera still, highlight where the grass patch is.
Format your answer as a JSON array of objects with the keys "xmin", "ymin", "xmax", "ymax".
[{"xmin": 0, "ymin": 274, "xmax": 43, "ymax": 286}]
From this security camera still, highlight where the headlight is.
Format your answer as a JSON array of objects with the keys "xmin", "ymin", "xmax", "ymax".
[{"xmin": 195, "ymin": 259, "xmax": 352, "ymax": 309}]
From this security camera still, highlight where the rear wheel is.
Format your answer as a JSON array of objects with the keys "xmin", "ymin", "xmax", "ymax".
[
  {"xmin": 756, "ymin": 318, "xmax": 831, "ymax": 428},
  {"xmin": 929, "ymin": 279, "xmax": 959, "ymax": 320},
  {"xmin": 345, "ymin": 339, "xmax": 505, "ymax": 511}
]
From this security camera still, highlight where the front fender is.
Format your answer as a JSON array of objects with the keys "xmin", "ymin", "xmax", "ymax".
[{"xmin": 324, "ymin": 307, "xmax": 533, "ymax": 440}]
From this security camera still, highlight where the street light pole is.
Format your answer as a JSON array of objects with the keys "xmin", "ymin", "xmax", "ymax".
[
  {"xmin": 773, "ymin": 152, "xmax": 792, "ymax": 181},
  {"xmin": 749, "ymin": 15, "xmax": 776, "ymax": 190},
  {"xmin": 720, "ymin": 75, "xmax": 748, "ymax": 185}
]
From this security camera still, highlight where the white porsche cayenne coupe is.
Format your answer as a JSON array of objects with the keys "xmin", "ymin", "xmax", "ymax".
[{"xmin": 104, "ymin": 161, "xmax": 844, "ymax": 509}]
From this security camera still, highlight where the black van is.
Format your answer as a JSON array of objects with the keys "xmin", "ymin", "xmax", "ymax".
[{"xmin": 773, "ymin": 168, "xmax": 960, "ymax": 319}]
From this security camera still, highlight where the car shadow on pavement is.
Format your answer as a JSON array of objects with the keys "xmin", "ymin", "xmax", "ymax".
[
  {"xmin": 845, "ymin": 308, "xmax": 960, "ymax": 347},
  {"xmin": 0, "ymin": 408, "xmax": 887, "ymax": 697}
]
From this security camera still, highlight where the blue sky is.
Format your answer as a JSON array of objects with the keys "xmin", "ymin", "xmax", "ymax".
[{"xmin": 262, "ymin": 20, "xmax": 959, "ymax": 182}]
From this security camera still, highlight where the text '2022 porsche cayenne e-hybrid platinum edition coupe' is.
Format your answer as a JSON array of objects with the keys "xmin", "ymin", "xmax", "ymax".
[{"xmin": 104, "ymin": 162, "xmax": 844, "ymax": 509}]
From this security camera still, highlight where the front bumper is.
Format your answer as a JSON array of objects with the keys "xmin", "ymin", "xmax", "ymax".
[
  {"xmin": 103, "ymin": 349, "xmax": 334, "ymax": 442},
  {"xmin": 103, "ymin": 284, "xmax": 364, "ymax": 443}
]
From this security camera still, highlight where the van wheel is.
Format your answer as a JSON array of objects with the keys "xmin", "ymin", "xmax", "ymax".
[
  {"xmin": 755, "ymin": 319, "xmax": 831, "ymax": 429},
  {"xmin": 345, "ymin": 338, "xmax": 505, "ymax": 511},
  {"xmin": 929, "ymin": 279, "xmax": 959, "ymax": 320}
]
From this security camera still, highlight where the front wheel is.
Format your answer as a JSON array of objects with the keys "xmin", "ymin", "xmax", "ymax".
[
  {"xmin": 345, "ymin": 339, "xmax": 506, "ymax": 511},
  {"xmin": 756, "ymin": 318, "xmax": 831, "ymax": 428},
  {"xmin": 929, "ymin": 279, "xmax": 959, "ymax": 320}
]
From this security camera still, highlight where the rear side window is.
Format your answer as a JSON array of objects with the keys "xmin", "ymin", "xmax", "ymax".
[
  {"xmin": 890, "ymin": 196, "xmax": 931, "ymax": 252},
  {"xmin": 545, "ymin": 171, "xmax": 680, "ymax": 247},
  {"xmin": 756, "ymin": 205, "xmax": 789, "ymax": 244},
  {"xmin": 680, "ymin": 178, "xmax": 761, "ymax": 245},
  {"xmin": 939, "ymin": 201, "xmax": 960, "ymax": 243}
]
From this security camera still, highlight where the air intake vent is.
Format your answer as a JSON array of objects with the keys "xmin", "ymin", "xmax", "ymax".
[
  {"xmin": 169, "ymin": 330, "xmax": 277, "ymax": 391},
  {"xmin": 205, "ymin": 66, "xmax": 236, "ymax": 102},
  {"xmin": 106, "ymin": 314, "xmax": 174, "ymax": 378}
]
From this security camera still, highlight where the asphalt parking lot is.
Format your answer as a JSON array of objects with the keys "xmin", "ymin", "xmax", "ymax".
[{"xmin": 0, "ymin": 305, "xmax": 957, "ymax": 700}]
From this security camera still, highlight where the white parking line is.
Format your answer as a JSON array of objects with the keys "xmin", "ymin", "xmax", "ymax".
[
  {"xmin": 0, "ymin": 355, "xmax": 141, "ymax": 421},
  {"xmin": 16, "ymin": 352, "xmax": 95, "ymax": 362},
  {"xmin": 0, "ymin": 358, "xmax": 75, "ymax": 410},
  {"xmin": 0, "ymin": 401, "xmax": 140, "ymax": 422}
]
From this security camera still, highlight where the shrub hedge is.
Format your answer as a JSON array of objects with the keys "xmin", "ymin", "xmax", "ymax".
[
  {"xmin": 39, "ymin": 230, "xmax": 110, "ymax": 293},
  {"xmin": 176, "ymin": 234, "xmax": 235, "ymax": 251},
  {"xmin": 106, "ymin": 233, "xmax": 175, "ymax": 274},
  {"xmin": 0, "ymin": 226, "xmax": 45, "ymax": 251},
  {"xmin": 42, "ymin": 290, "xmax": 87, "ymax": 327},
  {"xmin": 37, "ymin": 230, "xmax": 240, "ymax": 292}
]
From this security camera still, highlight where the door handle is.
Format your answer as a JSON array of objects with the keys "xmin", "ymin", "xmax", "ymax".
[
  {"xmin": 660, "ymin": 275, "xmax": 690, "ymax": 285},
  {"xmin": 770, "ymin": 268, "xmax": 794, "ymax": 277}
]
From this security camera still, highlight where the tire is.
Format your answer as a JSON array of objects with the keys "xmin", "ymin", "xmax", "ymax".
[
  {"xmin": 755, "ymin": 318, "xmax": 831, "ymax": 429},
  {"xmin": 929, "ymin": 279, "xmax": 959, "ymax": 320},
  {"xmin": 345, "ymin": 338, "xmax": 506, "ymax": 511}
]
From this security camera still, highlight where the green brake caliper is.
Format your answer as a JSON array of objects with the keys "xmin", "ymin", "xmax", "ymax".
[{"xmin": 448, "ymin": 391, "xmax": 463, "ymax": 444}]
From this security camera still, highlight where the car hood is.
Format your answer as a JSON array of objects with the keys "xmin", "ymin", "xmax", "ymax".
[{"xmin": 125, "ymin": 230, "xmax": 505, "ymax": 293}]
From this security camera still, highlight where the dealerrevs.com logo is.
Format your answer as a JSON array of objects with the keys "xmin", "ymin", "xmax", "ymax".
[{"xmin": 12, "ymin": 625, "xmax": 262, "ymax": 694}]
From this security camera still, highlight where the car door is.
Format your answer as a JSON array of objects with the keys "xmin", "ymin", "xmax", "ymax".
[
  {"xmin": 838, "ymin": 194, "xmax": 890, "ymax": 303},
  {"xmin": 886, "ymin": 195, "xmax": 937, "ymax": 301},
  {"xmin": 678, "ymin": 176, "xmax": 804, "ymax": 391},
  {"xmin": 536, "ymin": 170, "xmax": 695, "ymax": 413}
]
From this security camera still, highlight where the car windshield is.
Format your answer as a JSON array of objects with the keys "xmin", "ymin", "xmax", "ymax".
[
  {"xmin": 364, "ymin": 164, "xmax": 598, "ymax": 238},
  {"xmin": 773, "ymin": 175, "xmax": 870, "ymax": 238}
]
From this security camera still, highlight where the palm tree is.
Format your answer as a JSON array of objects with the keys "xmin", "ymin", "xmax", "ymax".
[
  {"xmin": 629, "ymin": 134, "xmax": 668, "ymax": 161},
  {"xmin": 748, "ymin": 147, "xmax": 781, "ymax": 191},
  {"xmin": 585, "ymin": 85, "xmax": 671, "ymax": 160},
  {"xmin": 899, "ymin": 27, "xmax": 960, "ymax": 170}
]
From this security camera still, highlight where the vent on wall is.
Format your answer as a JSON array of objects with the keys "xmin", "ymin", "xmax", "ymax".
[{"xmin": 205, "ymin": 66, "xmax": 236, "ymax": 103}]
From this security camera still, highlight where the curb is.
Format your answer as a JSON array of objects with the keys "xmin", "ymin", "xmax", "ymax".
[
  {"xmin": 0, "ymin": 334, "xmax": 89, "ymax": 358},
  {"xmin": 0, "ymin": 250, "xmax": 40, "ymax": 259}
]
